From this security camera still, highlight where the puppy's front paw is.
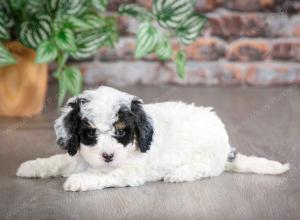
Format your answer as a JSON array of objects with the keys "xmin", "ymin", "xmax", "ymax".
[
  {"xmin": 16, "ymin": 160, "xmax": 48, "ymax": 178},
  {"xmin": 63, "ymin": 173, "xmax": 102, "ymax": 192}
]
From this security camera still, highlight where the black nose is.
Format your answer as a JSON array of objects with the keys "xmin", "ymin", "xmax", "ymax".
[{"xmin": 102, "ymin": 152, "xmax": 114, "ymax": 162}]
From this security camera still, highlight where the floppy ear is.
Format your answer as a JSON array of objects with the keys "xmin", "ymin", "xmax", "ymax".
[
  {"xmin": 131, "ymin": 98, "xmax": 154, "ymax": 152},
  {"xmin": 54, "ymin": 97, "xmax": 86, "ymax": 156}
]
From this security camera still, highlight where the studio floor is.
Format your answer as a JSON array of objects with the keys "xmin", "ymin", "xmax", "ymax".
[{"xmin": 0, "ymin": 85, "xmax": 299, "ymax": 220}]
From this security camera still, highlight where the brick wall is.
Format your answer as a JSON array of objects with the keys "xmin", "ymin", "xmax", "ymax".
[{"xmin": 77, "ymin": 0, "xmax": 300, "ymax": 86}]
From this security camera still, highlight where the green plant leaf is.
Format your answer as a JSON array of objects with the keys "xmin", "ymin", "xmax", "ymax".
[
  {"xmin": 119, "ymin": 4, "xmax": 153, "ymax": 21},
  {"xmin": 101, "ymin": 30, "xmax": 118, "ymax": 48},
  {"xmin": 65, "ymin": 14, "xmax": 105, "ymax": 32},
  {"xmin": 63, "ymin": 0, "xmax": 87, "ymax": 15},
  {"xmin": 102, "ymin": 16, "xmax": 118, "ymax": 47},
  {"xmin": 57, "ymin": 73, "xmax": 67, "ymax": 107},
  {"xmin": 155, "ymin": 36, "xmax": 172, "ymax": 61},
  {"xmin": 18, "ymin": 15, "xmax": 52, "ymax": 49},
  {"xmin": 46, "ymin": 0, "xmax": 61, "ymax": 16},
  {"xmin": 135, "ymin": 22, "xmax": 159, "ymax": 58},
  {"xmin": 175, "ymin": 50, "xmax": 186, "ymax": 79},
  {"xmin": 0, "ymin": 1, "xmax": 11, "ymax": 13},
  {"xmin": 26, "ymin": 0, "xmax": 47, "ymax": 15},
  {"xmin": 56, "ymin": 66, "xmax": 83, "ymax": 107},
  {"xmin": 0, "ymin": 5, "xmax": 13, "ymax": 28},
  {"xmin": 36, "ymin": 41, "xmax": 58, "ymax": 63},
  {"xmin": 55, "ymin": 28, "xmax": 77, "ymax": 52},
  {"xmin": 176, "ymin": 14, "xmax": 207, "ymax": 45},
  {"xmin": 0, "ymin": 2, "xmax": 11, "ymax": 34},
  {"xmin": 91, "ymin": 0, "xmax": 108, "ymax": 12},
  {"xmin": 61, "ymin": 66, "xmax": 83, "ymax": 95},
  {"xmin": 64, "ymin": 16, "xmax": 90, "ymax": 31},
  {"xmin": 0, "ymin": 24, "xmax": 10, "ymax": 40},
  {"xmin": 83, "ymin": 14, "xmax": 106, "ymax": 29},
  {"xmin": 27, "ymin": 0, "xmax": 45, "ymax": 8},
  {"xmin": 0, "ymin": 43, "xmax": 16, "ymax": 67},
  {"xmin": 72, "ymin": 19, "xmax": 115, "ymax": 59},
  {"xmin": 48, "ymin": 0, "xmax": 87, "ymax": 17},
  {"xmin": 153, "ymin": 0, "xmax": 194, "ymax": 29},
  {"xmin": 72, "ymin": 32, "xmax": 107, "ymax": 59},
  {"xmin": 8, "ymin": 0, "xmax": 25, "ymax": 11},
  {"xmin": 71, "ymin": 16, "xmax": 118, "ymax": 59}
]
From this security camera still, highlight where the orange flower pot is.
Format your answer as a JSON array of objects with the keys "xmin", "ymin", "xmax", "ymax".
[{"xmin": 0, "ymin": 42, "xmax": 48, "ymax": 117}]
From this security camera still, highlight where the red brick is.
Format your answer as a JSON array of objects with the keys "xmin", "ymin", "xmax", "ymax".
[
  {"xmin": 227, "ymin": 39, "xmax": 270, "ymax": 61},
  {"xmin": 118, "ymin": 10, "xmax": 293, "ymax": 39},
  {"xmin": 222, "ymin": 63, "xmax": 245, "ymax": 83},
  {"xmin": 161, "ymin": 62, "xmax": 243, "ymax": 86},
  {"xmin": 98, "ymin": 37, "xmax": 135, "ymax": 61},
  {"xmin": 81, "ymin": 61, "xmax": 162, "ymax": 86},
  {"xmin": 291, "ymin": 16, "xmax": 300, "ymax": 37},
  {"xmin": 207, "ymin": 12, "xmax": 266, "ymax": 39},
  {"xmin": 264, "ymin": 14, "xmax": 291, "ymax": 37},
  {"xmin": 136, "ymin": 0, "xmax": 223, "ymax": 12},
  {"xmin": 195, "ymin": 0, "xmax": 223, "ymax": 12},
  {"xmin": 80, "ymin": 61, "xmax": 245, "ymax": 86},
  {"xmin": 79, "ymin": 60, "xmax": 300, "ymax": 86},
  {"xmin": 207, "ymin": 12, "xmax": 292, "ymax": 39},
  {"xmin": 135, "ymin": 0, "xmax": 152, "ymax": 9},
  {"xmin": 224, "ymin": 0, "xmax": 275, "ymax": 11},
  {"xmin": 117, "ymin": 16, "xmax": 139, "ymax": 36},
  {"xmin": 109, "ymin": 0, "xmax": 299, "ymax": 13},
  {"xmin": 107, "ymin": 0, "xmax": 134, "ymax": 11},
  {"xmin": 273, "ymin": 0, "xmax": 300, "ymax": 13},
  {"xmin": 108, "ymin": 0, "xmax": 300, "ymax": 13},
  {"xmin": 245, "ymin": 63, "xmax": 300, "ymax": 85},
  {"xmin": 272, "ymin": 39, "xmax": 300, "ymax": 61},
  {"xmin": 173, "ymin": 37, "xmax": 227, "ymax": 61},
  {"xmin": 170, "ymin": 62, "xmax": 243, "ymax": 85},
  {"xmin": 98, "ymin": 37, "xmax": 227, "ymax": 61}
]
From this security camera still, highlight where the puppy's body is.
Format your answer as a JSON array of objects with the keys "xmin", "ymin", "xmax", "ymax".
[
  {"xmin": 17, "ymin": 87, "xmax": 289, "ymax": 191},
  {"xmin": 143, "ymin": 102, "xmax": 230, "ymax": 182}
]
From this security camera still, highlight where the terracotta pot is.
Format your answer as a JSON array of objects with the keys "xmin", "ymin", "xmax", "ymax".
[{"xmin": 0, "ymin": 42, "xmax": 48, "ymax": 117}]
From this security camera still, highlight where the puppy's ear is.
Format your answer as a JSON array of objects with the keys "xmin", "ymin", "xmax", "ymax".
[
  {"xmin": 54, "ymin": 97, "xmax": 86, "ymax": 156},
  {"xmin": 131, "ymin": 98, "xmax": 153, "ymax": 152}
]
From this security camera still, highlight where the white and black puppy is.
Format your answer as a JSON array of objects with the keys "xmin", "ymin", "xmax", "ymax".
[{"xmin": 17, "ymin": 86, "xmax": 289, "ymax": 191}]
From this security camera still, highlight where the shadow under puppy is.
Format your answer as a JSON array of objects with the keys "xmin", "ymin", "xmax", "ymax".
[{"xmin": 17, "ymin": 86, "xmax": 289, "ymax": 191}]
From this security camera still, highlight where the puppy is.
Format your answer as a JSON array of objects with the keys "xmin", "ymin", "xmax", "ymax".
[{"xmin": 16, "ymin": 86, "xmax": 289, "ymax": 191}]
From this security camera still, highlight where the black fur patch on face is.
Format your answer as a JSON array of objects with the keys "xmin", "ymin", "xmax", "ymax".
[
  {"xmin": 79, "ymin": 119, "xmax": 97, "ymax": 146},
  {"xmin": 113, "ymin": 108, "xmax": 135, "ymax": 147},
  {"xmin": 131, "ymin": 99, "xmax": 153, "ymax": 152},
  {"xmin": 60, "ymin": 98, "xmax": 82, "ymax": 156},
  {"xmin": 58, "ymin": 98, "xmax": 97, "ymax": 156},
  {"xmin": 113, "ymin": 100, "xmax": 154, "ymax": 152}
]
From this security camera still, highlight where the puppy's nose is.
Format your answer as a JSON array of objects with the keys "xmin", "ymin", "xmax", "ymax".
[{"xmin": 102, "ymin": 152, "xmax": 114, "ymax": 162}]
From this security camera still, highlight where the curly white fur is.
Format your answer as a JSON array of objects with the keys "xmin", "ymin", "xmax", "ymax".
[{"xmin": 16, "ymin": 86, "xmax": 289, "ymax": 191}]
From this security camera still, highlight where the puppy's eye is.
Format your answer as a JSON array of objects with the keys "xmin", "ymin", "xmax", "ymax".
[
  {"xmin": 86, "ymin": 128, "xmax": 96, "ymax": 138},
  {"xmin": 115, "ymin": 129, "xmax": 126, "ymax": 138}
]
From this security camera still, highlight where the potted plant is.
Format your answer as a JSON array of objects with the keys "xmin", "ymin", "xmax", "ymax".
[{"xmin": 0, "ymin": 0, "xmax": 207, "ymax": 117}]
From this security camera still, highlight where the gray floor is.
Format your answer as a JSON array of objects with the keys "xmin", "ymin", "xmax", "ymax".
[{"xmin": 0, "ymin": 85, "xmax": 299, "ymax": 220}]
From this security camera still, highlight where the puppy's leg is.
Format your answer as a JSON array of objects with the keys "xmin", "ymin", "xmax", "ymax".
[
  {"xmin": 64, "ymin": 167, "xmax": 145, "ymax": 191},
  {"xmin": 16, "ymin": 154, "xmax": 85, "ymax": 178},
  {"xmin": 163, "ymin": 163, "xmax": 220, "ymax": 183}
]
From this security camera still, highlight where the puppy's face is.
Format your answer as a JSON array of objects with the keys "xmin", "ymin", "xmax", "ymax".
[
  {"xmin": 78, "ymin": 108, "xmax": 137, "ymax": 170},
  {"xmin": 54, "ymin": 86, "xmax": 153, "ymax": 171}
]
